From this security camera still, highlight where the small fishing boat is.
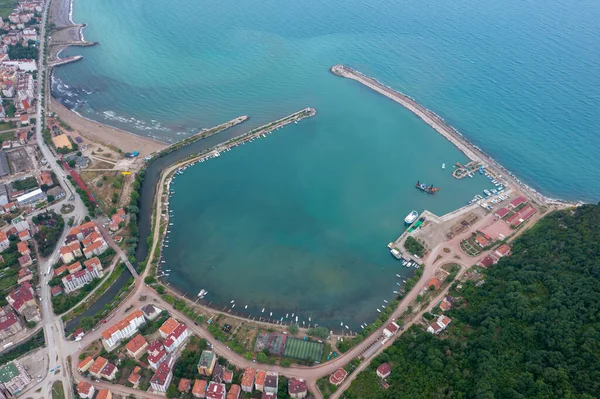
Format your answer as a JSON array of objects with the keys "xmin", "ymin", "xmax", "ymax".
[
  {"xmin": 245, "ymin": 305, "xmax": 248, "ymax": 309},
  {"xmin": 442, "ymin": 163, "xmax": 446, "ymax": 169},
  {"xmin": 230, "ymin": 300, "xmax": 235, "ymax": 304},
  {"xmin": 261, "ymin": 308, "xmax": 265, "ymax": 313},
  {"xmin": 232, "ymin": 304, "xmax": 235, "ymax": 309},
  {"xmin": 376, "ymin": 309, "xmax": 381, "ymax": 313},
  {"xmin": 396, "ymin": 274, "xmax": 401, "ymax": 278},
  {"xmin": 269, "ymin": 312, "xmax": 273, "ymax": 317}
]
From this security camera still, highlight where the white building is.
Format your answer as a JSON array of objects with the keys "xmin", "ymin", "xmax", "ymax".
[
  {"xmin": 150, "ymin": 355, "xmax": 174, "ymax": 393},
  {"xmin": 1, "ymin": 59, "xmax": 36, "ymax": 72},
  {"xmin": 427, "ymin": 315, "xmax": 452, "ymax": 335},
  {"xmin": 164, "ymin": 323, "xmax": 189, "ymax": 353},
  {"xmin": 16, "ymin": 188, "xmax": 45, "ymax": 205},
  {"xmin": 101, "ymin": 310, "xmax": 146, "ymax": 350},
  {"xmin": 61, "ymin": 264, "xmax": 103, "ymax": 294},
  {"xmin": 0, "ymin": 361, "xmax": 31, "ymax": 396},
  {"xmin": 11, "ymin": 216, "xmax": 29, "ymax": 233}
]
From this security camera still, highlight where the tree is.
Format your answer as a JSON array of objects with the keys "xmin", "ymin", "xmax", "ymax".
[
  {"xmin": 166, "ymin": 384, "xmax": 179, "ymax": 398},
  {"xmin": 256, "ymin": 352, "xmax": 268, "ymax": 363},
  {"xmin": 288, "ymin": 324, "xmax": 299, "ymax": 335},
  {"xmin": 307, "ymin": 326, "xmax": 329, "ymax": 339},
  {"xmin": 47, "ymin": 195, "xmax": 55, "ymax": 203}
]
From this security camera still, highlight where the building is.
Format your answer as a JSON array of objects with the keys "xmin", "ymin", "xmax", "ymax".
[
  {"xmin": 205, "ymin": 381, "xmax": 226, "ymax": 399},
  {"xmin": 16, "ymin": 188, "xmax": 44, "ymax": 205},
  {"xmin": 17, "ymin": 268, "xmax": 32, "ymax": 284},
  {"xmin": 6, "ymin": 282, "xmax": 35, "ymax": 314},
  {"xmin": 76, "ymin": 381, "xmax": 95, "ymax": 398},
  {"xmin": 0, "ymin": 231, "xmax": 8, "ymax": 252},
  {"xmin": 84, "ymin": 257, "xmax": 102, "ymax": 271},
  {"xmin": 51, "ymin": 285, "xmax": 63, "ymax": 297},
  {"xmin": 288, "ymin": 378, "xmax": 307, "ymax": 399},
  {"xmin": 77, "ymin": 356, "xmax": 94, "ymax": 373},
  {"xmin": 11, "ymin": 216, "xmax": 29, "ymax": 232},
  {"xmin": 158, "ymin": 317, "xmax": 179, "ymax": 338},
  {"xmin": 125, "ymin": 334, "xmax": 148, "ymax": 358},
  {"xmin": 197, "ymin": 350, "xmax": 217, "ymax": 376},
  {"xmin": 83, "ymin": 240, "xmax": 108, "ymax": 259},
  {"xmin": 495, "ymin": 207, "xmax": 510, "ymax": 218},
  {"xmin": 261, "ymin": 393, "xmax": 276, "ymax": 399},
  {"xmin": 147, "ymin": 340, "xmax": 167, "ymax": 370},
  {"xmin": 67, "ymin": 261, "xmax": 83, "ymax": 274},
  {"xmin": 439, "ymin": 296, "xmax": 455, "ymax": 312},
  {"xmin": 223, "ymin": 369, "xmax": 233, "ymax": 384},
  {"xmin": 18, "ymin": 254, "xmax": 32, "ymax": 268},
  {"xmin": 164, "ymin": 323, "xmax": 188, "ymax": 353},
  {"xmin": 427, "ymin": 315, "xmax": 452, "ymax": 335},
  {"xmin": 264, "ymin": 372, "xmax": 278, "ymax": 394},
  {"xmin": 141, "ymin": 303, "xmax": 162, "ymax": 320},
  {"xmin": 59, "ymin": 242, "xmax": 83, "ymax": 264},
  {"xmin": 128, "ymin": 366, "xmax": 142, "ymax": 388},
  {"xmin": 241, "ymin": 367, "xmax": 256, "ymax": 393},
  {"xmin": 383, "ymin": 322, "xmax": 400, "ymax": 338},
  {"xmin": 0, "ymin": 361, "xmax": 31, "ymax": 395},
  {"xmin": 17, "ymin": 241, "xmax": 29, "ymax": 255},
  {"xmin": 213, "ymin": 365, "xmax": 225, "ymax": 383},
  {"xmin": 47, "ymin": 186, "xmax": 66, "ymax": 200},
  {"xmin": 329, "ymin": 368, "xmax": 347, "ymax": 386},
  {"xmin": 39, "ymin": 171, "xmax": 53, "ymax": 186},
  {"xmin": 0, "ymin": 307, "xmax": 22, "ymax": 339},
  {"xmin": 62, "ymin": 263, "xmax": 103, "ymax": 294},
  {"xmin": 150, "ymin": 356, "xmax": 174, "ymax": 393},
  {"xmin": 96, "ymin": 389, "xmax": 112, "ymax": 399},
  {"xmin": 478, "ymin": 255, "xmax": 497, "ymax": 268},
  {"xmin": 100, "ymin": 363, "xmax": 118, "ymax": 380},
  {"xmin": 227, "ymin": 384, "xmax": 241, "ymax": 399},
  {"xmin": 109, "ymin": 208, "xmax": 127, "ymax": 231},
  {"xmin": 178, "ymin": 378, "xmax": 191, "ymax": 393},
  {"xmin": 101, "ymin": 309, "xmax": 145, "ymax": 350},
  {"xmin": 424, "ymin": 278, "xmax": 442, "ymax": 291},
  {"xmin": 255, "ymin": 370, "xmax": 266, "ymax": 392},
  {"xmin": 376, "ymin": 363, "xmax": 391, "ymax": 379},
  {"xmin": 54, "ymin": 265, "xmax": 68, "ymax": 277},
  {"xmin": 509, "ymin": 196, "xmax": 527, "ymax": 208},
  {"xmin": 192, "ymin": 379, "xmax": 207, "ymax": 398},
  {"xmin": 67, "ymin": 221, "xmax": 99, "ymax": 242},
  {"xmin": 88, "ymin": 357, "xmax": 108, "ymax": 379},
  {"xmin": 494, "ymin": 244, "xmax": 512, "ymax": 258},
  {"xmin": 17, "ymin": 230, "xmax": 30, "ymax": 241}
]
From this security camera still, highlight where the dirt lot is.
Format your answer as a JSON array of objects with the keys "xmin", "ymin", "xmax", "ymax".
[
  {"xmin": 18, "ymin": 347, "xmax": 49, "ymax": 384},
  {"xmin": 7, "ymin": 148, "xmax": 32, "ymax": 173}
]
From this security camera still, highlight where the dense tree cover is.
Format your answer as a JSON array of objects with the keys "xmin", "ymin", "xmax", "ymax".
[
  {"xmin": 403, "ymin": 236, "xmax": 425, "ymax": 257},
  {"xmin": 7, "ymin": 41, "xmax": 38, "ymax": 60},
  {"xmin": 12, "ymin": 176, "xmax": 38, "ymax": 191},
  {"xmin": 34, "ymin": 211, "xmax": 65, "ymax": 257},
  {"xmin": 345, "ymin": 204, "xmax": 600, "ymax": 399},
  {"xmin": 172, "ymin": 336, "xmax": 207, "ymax": 379},
  {"xmin": 52, "ymin": 278, "xmax": 100, "ymax": 314}
]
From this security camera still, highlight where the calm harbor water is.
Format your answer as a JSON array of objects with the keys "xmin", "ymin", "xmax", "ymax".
[{"xmin": 56, "ymin": 0, "xmax": 600, "ymax": 328}]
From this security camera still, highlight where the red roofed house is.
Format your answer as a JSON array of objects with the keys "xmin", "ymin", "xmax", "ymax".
[
  {"xmin": 494, "ymin": 244, "xmax": 512, "ymax": 258},
  {"xmin": 18, "ymin": 255, "xmax": 32, "ymax": 268},
  {"xmin": 83, "ymin": 240, "xmax": 109, "ymax": 259},
  {"xmin": 17, "ymin": 268, "xmax": 32, "ymax": 284},
  {"xmin": 40, "ymin": 171, "xmax": 53, "ymax": 186},
  {"xmin": 6, "ymin": 282, "xmax": 35, "ymax": 314},
  {"xmin": 164, "ymin": 323, "xmax": 189, "ymax": 353},
  {"xmin": 227, "ymin": 384, "xmax": 241, "ymax": 399},
  {"xmin": 376, "ymin": 363, "xmax": 391, "ymax": 379},
  {"xmin": 475, "ymin": 235, "xmax": 490, "ymax": 248},
  {"xmin": 18, "ymin": 230, "xmax": 30, "ymax": 241},
  {"xmin": 205, "ymin": 381, "xmax": 226, "ymax": 399},
  {"xmin": 427, "ymin": 315, "xmax": 452, "ymax": 335},
  {"xmin": 255, "ymin": 370, "xmax": 266, "ymax": 392},
  {"xmin": 383, "ymin": 322, "xmax": 400, "ymax": 338},
  {"xmin": 109, "ymin": 208, "xmax": 127, "ymax": 231},
  {"xmin": 158, "ymin": 317, "xmax": 179, "ymax": 338},
  {"xmin": 76, "ymin": 381, "xmax": 95, "ymax": 399},
  {"xmin": 241, "ymin": 367, "xmax": 256, "ymax": 393},
  {"xmin": 67, "ymin": 261, "xmax": 83, "ymax": 274},
  {"xmin": 192, "ymin": 379, "xmax": 207, "ymax": 397},
  {"xmin": 150, "ymin": 355, "xmax": 175, "ymax": 393},
  {"xmin": 19, "ymin": 114, "xmax": 29, "ymax": 126},
  {"xmin": 96, "ymin": 389, "xmax": 112, "ymax": 399},
  {"xmin": 425, "ymin": 277, "xmax": 442, "ymax": 291},
  {"xmin": 54, "ymin": 265, "xmax": 68, "ymax": 277},
  {"xmin": 128, "ymin": 366, "xmax": 142, "ymax": 388},
  {"xmin": 223, "ymin": 369, "xmax": 233, "ymax": 384},
  {"xmin": 77, "ymin": 356, "xmax": 94, "ymax": 372},
  {"xmin": 439, "ymin": 296, "xmax": 455, "ymax": 312},
  {"xmin": 89, "ymin": 357, "xmax": 108, "ymax": 378},
  {"xmin": 100, "ymin": 362, "xmax": 118, "ymax": 380},
  {"xmin": 329, "ymin": 368, "xmax": 348, "ymax": 386},
  {"xmin": 509, "ymin": 205, "xmax": 537, "ymax": 227},
  {"xmin": 0, "ymin": 307, "xmax": 23, "ymax": 339},
  {"xmin": 288, "ymin": 378, "xmax": 307, "ymax": 399},
  {"xmin": 509, "ymin": 196, "xmax": 527, "ymax": 209},
  {"xmin": 0, "ymin": 231, "xmax": 9, "ymax": 252},
  {"xmin": 179, "ymin": 378, "xmax": 191, "ymax": 393},
  {"xmin": 17, "ymin": 242, "xmax": 29, "ymax": 255},
  {"xmin": 101, "ymin": 310, "xmax": 145, "ymax": 350},
  {"xmin": 147, "ymin": 340, "xmax": 167, "ymax": 370},
  {"xmin": 125, "ymin": 334, "xmax": 148, "ymax": 359}
]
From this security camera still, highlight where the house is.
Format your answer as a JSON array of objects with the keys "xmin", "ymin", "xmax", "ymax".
[
  {"xmin": 424, "ymin": 278, "xmax": 442, "ymax": 291},
  {"xmin": 427, "ymin": 315, "xmax": 452, "ymax": 335},
  {"xmin": 96, "ymin": 389, "xmax": 112, "ymax": 399},
  {"xmin": 88, "ymin": 357, "xmax": 108, "ymax": 378},
  {"xmin": 47, "ymin": 186, "xmax": 66, "ymax": 200},
  {"xmin": 67, "ymin": 261, "xmax": 82, "ymax": 274},
  {"xmin": 164, "ymin": 323, "xmax": 188, "ymax": 353},
  {"xmin": 197, "ymin": 350, "xmax": 217, "ymax": 376},
  {"xmin": 439, "ymin": 296, "xmax": 455, "ymax": 312},
  {"xmin": 73, "ymin": 328, "xmax": 85, "ymax": 341},
  {"xmin": 54, "ymin": 265, "xmax": 68, "ymax": 277},
  {"xmin": 128, "ymin": 366, "xmax": 142, "ymax": 388},
  {"xmin": 509, "ymin": 196, "xmax": 527, "ymax": 209},
  {"xmin": 0, "ymin": 307, "xmax": 22, "ymax": 339},
  {"xmin": 17, "ymin": 230, "xmax": 30, "ymax": 242},
  {"xmin": 192, "ymin": 379, "xmax": 207, "ymax": 398},
  {"xmin": 223, "ymin": 369, "xmax": 233, "ymax": 384},
  {"xmin": 11, "ymin": 216, "xmax": 29, "ymax": 233},
  {"xmin": 150, "ymin": 355, "xmax": 174, "ymax": 393},
  {"xmin": 376, "ymin": 363, "xmax": 391, "ymax": 379},
  {"xmin": 329, "ymin": 368, "xmax": 347, "ymax": 386},
  {"xmin": 474, "ymin": 235, "xmax": 490, "ymax": 248},
  {"xmin": 261, "ymin": 393, "xmax": 277, "ymax": 399},
  {"xmin": 255, "ymin": 370, "xmax": 267, "ymax": 392},
  {"xmin": 6, "ymin": 282, "xmax": 35, "ymax": 314},
  {"xmin": 141, "ymin": 303, "xmax": 162, "ymax": 320},
  {"xmin": 288, "ymin": 378, "xmax": 307, "ymax": 399},
  {"xmin": 76, "ymin": 381, "xmax": 95, "ymax": 398},
  {"xmin": 0, "ymin": 231, "xmax": 9, "ymax": 252},
  {"xmin": 59, "ymin": 242, "xmax": 82, "ymax": 264},
  {"xmin": 100, "ymin": 362, "xmax": 118, "ymax": 380},
  {"xmin": 67, "ymin": 221, "xmax": 99, "ymax": 241},
  {"xmin": 18, "ymin": 254, "xmax": 32, "ymax": 267},
  {"xmin": 3, "ymin": 202, "xmax": 16, "ymax": 213},
  {"xmin": 17, "ymin": 268, "xmax": 32, "ymax": 284},
  {"xmin": 241, "ymin": 367, "xmax": 256, "ymax": 392},
  {"xmin": 212, "ymin": 365, "xmax": 225, "ymax": 383},
  {"xmin": 125, "ymin": 334, "xmax": 148, "ymax": 359},
  {"xmin": 0, "ymin": 361, "xmax": 31, "ymax": 396},
  {"xmin": 158, "ymin": 317, "xmax": 179, "ymax": 338},
  {"xmin": 39, "ymin": 171, "xmax": 53, "ymax": 186},
  {"xmin": 227, "ymin": 384, "xmax": 241, "ymax": 399},
  {"xmin": 205, "ymin": 381, "xmax": 226, "ymax": 399},
  {"xmin": 494, "ymin": 244, "xmax": 512, "ymax": 258},
  {"xmin": 178, "ymin": 378, "xmax": 191, "ymax": 393},
  {"xmin": 84, "ymin": 257, "xmax": 102, "ymax": 271},
  {"xmin": 478, "ymin": 255, "xmax": 497, "ymax": 268},
  {"xmin": 109, "ymin": 208, "xmax": 127, "ymax": 231},
  {"xmin": 83, "ymin": 240, "xmax": 108, "ymax": 259},
  {"xmin": 62, "ymin": 263, "xmax": 103, "ymax": 293},
  {"xmin": 264, "ymin": 372, "xmax": 278, "ymax": 394},
  {"xmin": 101, "ymin": 310, "xmax": 145, "ymax": 350},
  {"xmin": 17, "ymin": 241, "xmax": 29, "ymax": 255},
  {"xmin": 383, "ymin": 322, "xmax": 400, "ymax": 338},
  {"xmin": 147, "ymin": 340, "xmax": 167, "ymax": 370}
]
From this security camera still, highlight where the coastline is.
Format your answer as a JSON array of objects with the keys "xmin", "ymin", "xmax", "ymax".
[{"xmin": 330, "ymin": 65, "xmax": 581, "ymax": 207}]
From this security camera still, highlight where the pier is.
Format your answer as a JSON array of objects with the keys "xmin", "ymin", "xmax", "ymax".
[{"xmin": 48, "ymin": 55, "xmax": 83, "ymax": 68}]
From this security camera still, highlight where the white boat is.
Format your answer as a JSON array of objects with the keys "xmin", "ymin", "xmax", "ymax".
[
  {"xmin": 198, "ymin": 289, "xmax": 206, "ymax": 297},
  {"xmin": 340, "ymin": 322, "xmax": 343, "ymax": 326},
  {"xmin": 345, "ymin": 325, "xmax": 349, "ymax": 329},
  {"xmin": 245, "ymin": 305, "xmax": 248, "ymax": 309},
  {"xmin": 360, "ymin": 325, "xmax": 364, "ymax": 329},
  {"xmin": 261, "ymin": 308, "xmax": 265, "ymax": 313},
  {"xmin": 442, "ymin": 163, "xmax": 446, "ymax": 169},
  {"xmin": 393, "ymin": 290, "xmax": 398, "ymax": 294},
  {"xmin": 286, "ymin": 313, "xmax": 289, "ymax": 318},
  {"xmin": 295, "ymin": 316, "xmax": 298, "ymax": 322},
  {"xmin": 269, "ymin": 312, "xmax": 273, "ymax": 316},
  {"xmin": 291, "ymin": 313, "xmax": 295, "ymax": 317},
  {"xmin": 396, "ymin": 274, "xmax": 401, "ymax": 278},
  {"xmin": 376, "ymin": 309, "xmax": 381, "ymax": 313},
  {"xmin": 397, "ymin": 282, "xmax": 401, "ymax": 286},
  {"xmin": 230, "ymin": 300, "xmax": 235, "ymax": 304},
  {"xmin": 404, "ymin": 210, "xmax": 419, "ymax": 225},
  {"xmin": 383, "ymin": 300, "xmax": 388, "ymax": 303},
  {"xmin": 232, "ymin": 304, "xmax": 235, "ymax": 308}
]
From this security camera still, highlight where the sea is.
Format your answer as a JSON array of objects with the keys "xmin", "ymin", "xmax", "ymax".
[{"xmin": 54, "ymin": 0, "xmax": 600, "ymax": 328}]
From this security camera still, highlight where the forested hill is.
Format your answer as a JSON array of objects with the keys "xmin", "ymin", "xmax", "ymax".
[{"xmin": 346, "ymin": 204, "xmax": 600, "ymax": 399}]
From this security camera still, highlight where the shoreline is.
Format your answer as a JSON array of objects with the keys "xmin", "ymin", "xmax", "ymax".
[{"xmin": 330, "ymin": 65, "xmax": 581, "ymax": 207}]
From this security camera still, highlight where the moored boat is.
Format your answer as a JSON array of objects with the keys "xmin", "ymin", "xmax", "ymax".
[{"xmin": 404, "ymin": 210, "xmax": 419, "ymax": 225}]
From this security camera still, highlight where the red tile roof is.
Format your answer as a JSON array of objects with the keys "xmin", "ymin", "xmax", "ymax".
[
  {"xmin": 509, "ymin": 196, "xmax": 527, "ymax": 208},
  {"xmin": 192, "ymin": 379, "xmax": 207, "ymax": 395},
  {"xmin": 377, "ymin": 363, "xmax": 391, "ymax": 377},
  {"xmin": 125, "ymin": 334, "xmax": 148, "ymax": 354},
  {"xmin": 150, "ymin": 358, "xmax": 172, "ymax": 385},
  {"xmin": 178, "ymin": 378, "xmax": 191, "ymax": 392},
  {"xmin": 495, "ymin": 207, "xmax": 510, "ymax": 218}
]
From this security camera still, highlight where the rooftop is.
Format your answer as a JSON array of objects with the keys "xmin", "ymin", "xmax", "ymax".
[
  {"xmin": 125, "ymin": 334, "xmax": 148, "ymax": 354},
  {"xmin": 198, "ymin": 350, "xmax": 215, "ymax": 368}
]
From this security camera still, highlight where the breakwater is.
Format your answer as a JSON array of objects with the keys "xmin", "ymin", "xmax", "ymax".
[{"xmin": 330, "ymin": 65, "xmax": 570, "ymax": 207}]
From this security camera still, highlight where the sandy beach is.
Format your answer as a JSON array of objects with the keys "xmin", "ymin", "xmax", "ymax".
[{"xmin": 50, "ymin": 98, "xmax": 167, "ymax": 156}]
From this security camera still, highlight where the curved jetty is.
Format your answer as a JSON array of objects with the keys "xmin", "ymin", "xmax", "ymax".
[{"xmin": 331, "ymin": 64, "xmax": 565, "ymax": 206}]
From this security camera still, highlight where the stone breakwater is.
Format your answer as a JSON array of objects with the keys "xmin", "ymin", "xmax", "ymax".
[{"xmin": 330, "ymin": 64, "xmax": 575, "ymax": 206}]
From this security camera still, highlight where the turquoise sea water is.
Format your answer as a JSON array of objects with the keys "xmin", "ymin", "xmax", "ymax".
[{"xmin": 55, "ymin": 0, "xmax": 600, "ymax": 327}]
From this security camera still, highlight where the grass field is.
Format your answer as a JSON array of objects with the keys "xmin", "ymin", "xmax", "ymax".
[
  {"xmin": 0, "ymin": 0, "xmax": 17, "ymax": 18},
  {"xmin": 283, "ymin": 338, "xmax": 324, "ymax": 362},
  {"xmin": 51, "ymin": 381, "xmax": 65, "ymax": 399}
]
